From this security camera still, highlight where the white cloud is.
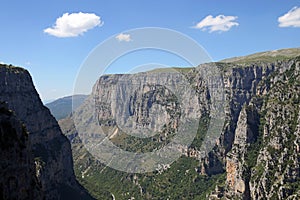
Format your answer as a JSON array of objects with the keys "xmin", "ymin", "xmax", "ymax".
[
  {"xmin": 193, "ymin": 15, "xmax": 239, "ymax": 33},
  {"xmin": 44, "ymin": 12, "xmax": 102, "ymax": 38},
  {"xmin": 116, "ymin": 33, "xmax": 132, "ymax": 42},
  {"xmin": 278, "ymin": 7, "xmax": 300, "ymax": 28}
]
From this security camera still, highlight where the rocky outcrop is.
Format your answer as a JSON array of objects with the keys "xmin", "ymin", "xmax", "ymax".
[
  {"xmin": 92, "ymin": 72, "xmax": 206, "ymax": 133},
  {"xmin": 249, "ymin": 59, "xmax": 300, "ymax": 200},
  {"xmin": 0, "ymin": 102, "xmax": 43, "ymax": 200},
  {"xmin": 220, "ymin": 63, "xmax": 274, "ymax": 152},
  {"xmin": 0, "ymin": 64, "xmax": 93, "ymax": 199},
  {"xmin": 210, "ymin": 58, "xmax": 300, "ymax": 199},
  {"xmin": 223, "ymin": 104, "xmax": 260, "ymax": 199},
  {"xmin": 200, "ymin": 62, "xmax": 276, "ymax": 176}
]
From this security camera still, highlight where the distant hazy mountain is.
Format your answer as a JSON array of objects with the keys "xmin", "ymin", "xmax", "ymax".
[
  {"xmin": 46, "ymin": 95, "xmax": 88, "ymax": 120},
  {"xmin": 43, "ymin": 99, "xmax": 55, "ymax": 104}
]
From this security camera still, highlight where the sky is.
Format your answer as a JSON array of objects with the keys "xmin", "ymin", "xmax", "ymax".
[{"xmin": 0, "ymin": 0, "xmax": 300, "ymax": 101}]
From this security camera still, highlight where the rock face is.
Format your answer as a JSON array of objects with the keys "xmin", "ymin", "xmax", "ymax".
[
  {"xmin": 224, "ymin": 105, "xmax": 260, "ymax": 199},
  {"xmin": 58, "ymin": 48, "xmax": 300, "ymax": 199},
  {"xmin": 73, "ymin": 70, "xmax": 216, "ymax": 173},
  {"xmin": 0, "ymin": 102, "xmax": 43, "ymax": 200},
  {"xmin": 91, "ymin": 71, "xmax": 207, "ymax": 137},
  {"xmin": 210, "ymin": 58, "xmax": 300, "ymax": 199},
  {"xmin": 0, "ymin": 64, "xmax": 93, "ymax": 199},
  {"xmin": 248, "ymin": 59, "xmax": 300, "ymax": 200}
]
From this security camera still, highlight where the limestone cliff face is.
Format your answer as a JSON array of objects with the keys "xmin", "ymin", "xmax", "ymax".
[
  {"xmin": 198, "ymin": 62, "xmax": 276, "ymax": 176},
  {"xmin": 221, "ymin": 63, "xmax": 275, "ymax": 151},
  {"xmin": 92, "ymin": 72, "xmax": 205, "ymax": 132},
  {"xmin": 0, "ymin": 102, "xmax": 43, "ymax": 200},
  {"xmin": 249, "ymin": 59, "xmax": 300, "ymax": 200},
  {"xmin": 88, "ymin": 58, "xmax": 300, "ymax": 199},
  {"xmin": 59, "ymin": 49, "xmax": 300, "ymax": 199},
  {"xmin": 210, "ymin": 58, "xmax": 300, "ymax": 199},
  {"xmin": 223, "ymin": 104, "xmax": 260, "ymax": 199},
  {"xmin": 72, "ymin": 70, "xmax": 214, "ymax": 173},
  {"xmin": 0, "ymin": 64, "xmax": 93, "ymax": 199}
]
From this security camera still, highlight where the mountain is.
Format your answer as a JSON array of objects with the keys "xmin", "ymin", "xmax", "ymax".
[
  {"xmin": 43, "ymin": 99, "xmax": 55, "ymax": 105},
  {"xmin": 0, "ymin": 64, "xmax": 94, "ymax": 199},
  {"xmin": 46, "ymin": 95, "xmax": 88, "ymax": 120},
  {"xmin": 59, "ymin": 48, "xmax": 300, "ymax": 199}
]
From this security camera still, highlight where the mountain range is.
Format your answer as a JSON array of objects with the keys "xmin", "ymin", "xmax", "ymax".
[
  {"xmin": 0, "ymin": 48, "xmax": 300, "ymax": 200},
  {"xmin": 45, "ymin": 95, "xmax": 88, "ymax": 120}
]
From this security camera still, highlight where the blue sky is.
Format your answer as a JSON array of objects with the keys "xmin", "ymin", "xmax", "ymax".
[{"xmin": 1, "ymin": 0, "xmax": 300, "ymax": 101}]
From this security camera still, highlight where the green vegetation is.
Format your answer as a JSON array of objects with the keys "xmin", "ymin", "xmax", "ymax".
[
  {"xmin": 110, "ymin": 130, "xmax": 175, "ymax": 153},
  {"xmin": 247, "ymin": 57, "xmax": 300, "ymax": 193},
  {"xmin": 147, "ymin": 67, "xmax": 194, "ymax": 74},
  {"xmin": 244, "ymin": 106, "xmax": 264, "ymax": 170},
  {"xmin": 70, "ymin": 110, "xmax": 225, "ymax": 199},
  {"xmin": 74, "ymin": 153, "xmax": 225, "ymax": 200},
  {"xmin": 190, "ymin": 114, "xmax": 209, "ymax": 149},
  {"xmin": 221, "ymin": 48, "xmax": 300, "ymax": 64}
]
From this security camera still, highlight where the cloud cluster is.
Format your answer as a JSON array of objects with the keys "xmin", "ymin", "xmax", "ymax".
[
  {"xmin": 278, "ymin": 7, "xmax": 300, "ymax": 27},
  {"xmin": 44, "ymin": 6, "xmax": 300, "ymax": 38},
  {"xmin": 115, "ymin": 33, "xmax": 132, "ymax": 42},
  {"xmin": 44, "ymin": 12, "xmax": 102, "ymax": 38},
  {"xmin": 194, "ymin": 15, "xmax": 239, "ymax": 32}
]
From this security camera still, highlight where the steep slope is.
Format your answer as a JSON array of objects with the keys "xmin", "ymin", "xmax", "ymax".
[
  {"xmin": 249, "ymin": 58, "xmax": 300, "ymax": 199},
  {"xmin": 0, "ymin": 64, "xmax": 93, "ymax": 199},
  {"xmin": 210, "ymin": 57, "xmax": 300, "ymax": 199},
  {"xmin": 0, "ymin": 102, "xmax": 43, "ymax": 200},
  {"xmin": 46, "ymin": 95, "xmax": 88, "ymax": 120}
]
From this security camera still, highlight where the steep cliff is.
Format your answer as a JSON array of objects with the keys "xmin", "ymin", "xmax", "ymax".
[
  {"xmin": 59, "ymin": 48, "xmax": 300, "ymax": 199},
  {"xmin": 248, "ymin": 58, "xmax": 300, "ymax": 199},
  {"xmin": 210, "ymin": 55, "xmax": 300, "ymax": 199},
  {"xmin": 62, "ymin": 68, "xmax": 224, "ymax": 199},
  {"xmin": 0, "ymin": 64, "xmax": 93, "ymax": 199},
  {"xmin": 0, "ymin": 102, "xmax": 43, "ymax": 199}
]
